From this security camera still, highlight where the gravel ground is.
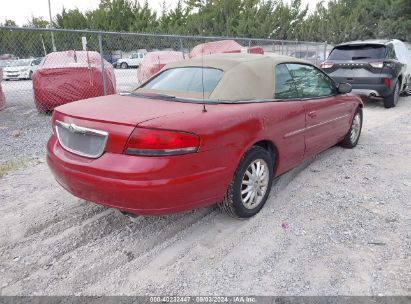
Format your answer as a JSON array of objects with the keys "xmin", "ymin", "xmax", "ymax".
[
  {"xmin": 0, "ymin": 104, "xmax": 51, "ymax": 163},
  {"xmin": 0, "ymin": 96, "xmax": 410, "ymax": 296}
]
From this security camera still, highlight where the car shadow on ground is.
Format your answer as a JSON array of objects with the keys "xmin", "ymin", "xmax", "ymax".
[
  {"xmin": 110, "ymin": 153, "xmax": 318, "ymax": 230},
  {"xmin": 361, "ymin": 94, "xmax": 409, "ymax": 108},
  {"xmin": 361, "ymin": 96, "xmax": 384, "ymax": 108}
]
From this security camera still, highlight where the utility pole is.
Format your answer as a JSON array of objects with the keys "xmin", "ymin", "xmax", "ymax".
[{"xmin": 48, "ymin": 0, "xmax": 56, "ymax": 52}]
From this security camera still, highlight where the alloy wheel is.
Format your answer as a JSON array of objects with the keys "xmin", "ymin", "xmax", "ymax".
[
  {"xmin": 241, "ymin": 159, "xmax": 269, "ymax": 209},
  {"xmin": 350, "ymin": 112, "xmax": 361, "ymax": 143}
]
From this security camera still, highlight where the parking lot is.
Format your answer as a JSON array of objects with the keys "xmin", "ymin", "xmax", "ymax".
[{"xmin": 0, "ymin": 86, "xmax": 410, "ymax": 295}]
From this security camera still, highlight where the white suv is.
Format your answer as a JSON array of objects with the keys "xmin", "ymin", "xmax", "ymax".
[
  {"xmin": 116, "ymin": 52, "xmax": 145, "ymax": 69},
  {"xmin": 3, "ymin": 58, "xmax": 42, "ymax": 80}
]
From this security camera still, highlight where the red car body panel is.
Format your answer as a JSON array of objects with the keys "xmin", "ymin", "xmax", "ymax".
[
  {"xmin": 302, "ymin": 95, "xmax": 357, "ymax": 158},
  {"xmin": 47, "ymin": 135, "xmax": 233, "ymax": 214},
  {"xmin": 33, "ymin": 51, "xmax": 116, "ymax": 112},
  {"xmin": 47, "ymin": 92, "xmax": 362, "ymax": 215}
]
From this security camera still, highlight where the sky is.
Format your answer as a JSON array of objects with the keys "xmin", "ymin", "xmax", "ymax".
[{"xmin": 1, "ymin": 0, "xmax": 322, "ymax": 26}]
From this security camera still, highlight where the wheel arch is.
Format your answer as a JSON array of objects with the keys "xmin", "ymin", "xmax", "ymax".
[
  {"xmin": 251, "ymin": 140, "xmax": 279, "ymax": 176},
  {"xmin": 398, "ymin": 74, "xmax": 403, "ymax": 89}
]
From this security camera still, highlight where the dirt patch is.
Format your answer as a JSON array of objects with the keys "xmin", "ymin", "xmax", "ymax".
[{"xmin": 0, "ymin": 158, "xmax": 40, "ymax": 179}]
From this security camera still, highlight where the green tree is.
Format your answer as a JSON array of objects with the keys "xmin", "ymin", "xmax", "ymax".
[{"xmin": 55, "ymin": 8, "xmax": 89, "ymax": 29}]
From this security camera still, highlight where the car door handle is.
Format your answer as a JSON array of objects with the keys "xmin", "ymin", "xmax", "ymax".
[{"xmin": 308, "ymin": 111, "xmax": 317, "ymax": 118}]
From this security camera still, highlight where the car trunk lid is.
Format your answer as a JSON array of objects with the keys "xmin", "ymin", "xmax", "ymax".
[
  {"xmin": 327, "ymin": 59, "xmax": 384, "ymax": 84},
  {"xmin": 52, "ymin": 94, "xmax": 202, "ymax": 156},
  {"xmin": 54, "ymin": 94, "xmax": 201, "ymax": 126}
]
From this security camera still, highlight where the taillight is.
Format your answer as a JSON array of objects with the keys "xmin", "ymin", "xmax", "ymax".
[
  {"xmin": 369, "ymin": 61, "xmax": 384, "ymax": 68},
  {"xmin": 384, "ymin": 78, "xmax": 390, "ymax": 88},
  {"xmin": 320, "ymin": 62, "xmax": 334, "ymax": 69},
  {"xmin": 125, "ymin": 127, "xmax": 200, "ymax": 156}
]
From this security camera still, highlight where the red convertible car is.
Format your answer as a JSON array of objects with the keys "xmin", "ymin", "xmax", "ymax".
[{"xmin": 47, "ymin": 53, "xmax": 363, "ymax": 219}]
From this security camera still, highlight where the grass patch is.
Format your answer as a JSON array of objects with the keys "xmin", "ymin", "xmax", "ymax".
[{"xmin": 0, "ymin": 158, "xmax": 40, "ymax": 179}]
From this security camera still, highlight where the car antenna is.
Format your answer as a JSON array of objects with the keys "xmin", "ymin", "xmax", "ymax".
[{"xmin": 200, "ymin": 0, "xmax": 207, "ymax": 113}]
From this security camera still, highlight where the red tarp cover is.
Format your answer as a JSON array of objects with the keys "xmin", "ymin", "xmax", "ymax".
[
  {"xmin": 32, "ymin": 50, "xmax": 116, "ymax": 112},
  {"xmin": 189, "ymin": 40, "xmax": 243, "ymax": 58},
  {"xmin": 137, "ymin": 51, "xmax": 184, "ymax": 84},
  {"xmin": 0, "ymin": 69, "xmax": 5, "ymax": 110},
  {"xmin": 248, "ymin": 46, "xmax": 264, "ymax": 54},
  {"xmin": 189, "ymin": 40, "xmax": 264, "ymax": 58}
]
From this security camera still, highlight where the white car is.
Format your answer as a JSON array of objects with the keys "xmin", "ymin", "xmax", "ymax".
[
  {"xmin": 0, "ymin": 60, "xmax": 13, "ymax": 69},
  {"xmin": 116, "ymin": 52, "xmax": 145, "ymax": 69},
  {"xmin": 3, "ymin": 58, "xmax": 42, "ymax": 80}
]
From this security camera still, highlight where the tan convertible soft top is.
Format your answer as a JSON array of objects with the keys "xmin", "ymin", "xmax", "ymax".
[{"xmin": 137, "ymin": 53, "xmax": 311, "ymax": 101}]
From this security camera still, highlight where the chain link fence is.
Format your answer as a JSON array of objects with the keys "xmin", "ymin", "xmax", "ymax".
[{"xmin": 0, "ymin": 26, "xmax": 330, "ymax": 112}]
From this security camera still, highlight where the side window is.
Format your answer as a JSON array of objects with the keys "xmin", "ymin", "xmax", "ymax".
[
  {"xmin": 274, "ymin": 64, "xmax": 299, "ymax": 99},
  {"xmin": 139, "ymin": 53, "xmax": 144, "ymax": 58},
  {"xmin": 286, "ymin": 63, "xmax": 335, "ymax": 98}
]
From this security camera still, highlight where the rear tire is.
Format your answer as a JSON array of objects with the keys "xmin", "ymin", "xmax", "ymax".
[
  {"xmin": 219, "ymin": 146, "xmax": 274, "ymax": 219},
  {"xmin": 384, "ymin": 80, "xmax": 400, "ymax": 108},
  {"xmin": 121, "ymin": 62, "xmax": 128, "ymax": 69},
  {"xmin": 340, "ymin": 108, "xmax": 362, "ymax": 149}
]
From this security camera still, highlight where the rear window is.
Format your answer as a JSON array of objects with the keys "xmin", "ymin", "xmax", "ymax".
[
  {"xmin": 142, "ymin": 67, "xmax": 223, "ymax": 94},
  {"xmin": 328, "ymin": 44, "xmax": 386, "ymax": 60}
]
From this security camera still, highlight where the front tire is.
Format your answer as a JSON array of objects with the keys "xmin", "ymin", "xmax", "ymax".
[
  {"xmin": 219, "ymin": 146, "xmax": 274, "ymax": 219},
  {"xmin": 340, "ymin": 108, "xmax": 363, "ymax": 149},
  {"xmin": 384, "ymin": 80, "xmax": 400, "ymax": 108}
]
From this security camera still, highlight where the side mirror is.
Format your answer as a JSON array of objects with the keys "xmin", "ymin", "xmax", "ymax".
[{"xmin": 338, "ymin": 82, "xmax": 352, "ymax": 94}]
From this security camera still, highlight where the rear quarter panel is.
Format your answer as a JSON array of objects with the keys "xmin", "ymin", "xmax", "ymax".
[{"xmin": 139, "ymin": 101, "xmax": 307, "ymax": 177}]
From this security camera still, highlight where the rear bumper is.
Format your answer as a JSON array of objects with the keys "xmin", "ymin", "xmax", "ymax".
[
  {"xmin": 47, "ymin": 135, "xmax": 233, "ymax": 215},
  {"xmin": 328, "ymin": 73, "xmax": 395, "ymax": 98},
  {"xmin": 350, "ymin": 83, "xmax": 391, "ymax": 98}
]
